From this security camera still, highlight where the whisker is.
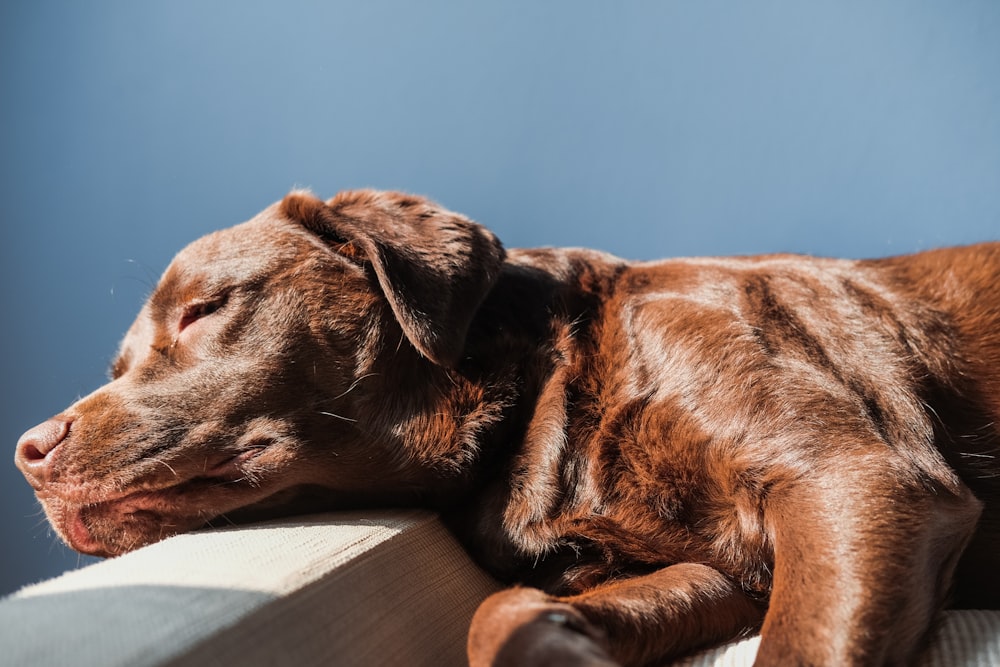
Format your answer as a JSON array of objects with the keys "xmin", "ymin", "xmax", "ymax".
[
  {"xmin": 331, "ymin": 373, "xmax": 379, "ymax": 402},
  {"xmin": 149, "ymin": 456, "xmax": 180, "ymax": 478},
  {"xmin": 124, "ymin": 258, "xmax": 159, "ymax": 288},
  {"xmin": 318, "ymin": 411, "xmax": 357, "ymax": 423}
]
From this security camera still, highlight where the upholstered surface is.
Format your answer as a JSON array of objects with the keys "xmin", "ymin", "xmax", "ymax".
[
  {"xmin": 1, "ymin": 510, "xmax": 501, "ymax": 667},
  {"xmin": 673, "ymin": 610, "xmax": 1000, "ymax": 666},
  {"xmin": 2, "ymin": 510, "xmax": 997, "ymax": 666}
]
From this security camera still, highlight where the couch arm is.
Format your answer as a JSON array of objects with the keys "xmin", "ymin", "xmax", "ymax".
[{"xmin": 0, "ymin": 510, "xmax": 501, "ymax": 667}]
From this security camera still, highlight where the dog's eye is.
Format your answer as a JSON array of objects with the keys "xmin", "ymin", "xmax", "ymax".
[{"xmin": 178, "ymin": 298, "xmax": 226, "ymax": 332}]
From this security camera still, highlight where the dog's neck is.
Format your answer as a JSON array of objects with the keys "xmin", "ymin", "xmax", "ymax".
[
  {"xmin": 340, "ymin": 247, "xmax": 626, "ymax": 575},
  {"xmin": 354, "ymin": 247, "xmax": 622, "ymax": 491},
  {"xmin": 460, "ymin": 249, "xmax": 625, "ymax": 456},
  {"xmin": 429, "ymin": 248, "xmax": 628, "ymax": 576}
]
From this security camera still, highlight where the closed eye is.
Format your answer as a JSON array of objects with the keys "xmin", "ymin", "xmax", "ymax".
[{"xmin": 179, "ymin": 296, "xmax": 227, "ymax": 332}]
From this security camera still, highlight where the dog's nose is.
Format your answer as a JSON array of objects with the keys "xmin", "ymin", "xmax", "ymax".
[{"xmin": 15, "ymin": 417, "xmax": 72, "ymax": 486}]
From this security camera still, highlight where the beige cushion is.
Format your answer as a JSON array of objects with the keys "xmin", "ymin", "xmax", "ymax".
[{"xmin": 1, "ymin": 510, "xmax": 500, "ymax": 667}]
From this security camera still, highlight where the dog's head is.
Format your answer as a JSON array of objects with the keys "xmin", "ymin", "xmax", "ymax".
[{"xmin": 14, "ymin": 190, "xmax": 505, "ymax": 557}]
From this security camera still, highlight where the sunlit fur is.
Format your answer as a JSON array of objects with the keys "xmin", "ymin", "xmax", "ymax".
[{"xmin": 16, "ymin": 191, "xmax": 999, "ymax": 666}]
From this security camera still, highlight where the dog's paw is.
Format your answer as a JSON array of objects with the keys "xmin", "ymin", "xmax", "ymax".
[
  {"xmin": 492, "ymin": 609, "xmax": 619, "ymax": 667},
  {"xmin": 469, "ymin": 588, "xmax": 619, "ymax": 667}
]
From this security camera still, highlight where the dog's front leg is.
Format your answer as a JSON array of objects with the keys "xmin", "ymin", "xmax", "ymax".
[
  {"xmin": 756, "ymin": 463, "xmax": 981, "ymax": 667},
  {"xmin": 467, "ymin": 562, "xmax": 763, "ymax": 667}
]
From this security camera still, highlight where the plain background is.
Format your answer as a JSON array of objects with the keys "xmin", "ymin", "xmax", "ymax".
[{"xmin": 1, "ymin": 1, "xmax": 998, "ymax": 595}]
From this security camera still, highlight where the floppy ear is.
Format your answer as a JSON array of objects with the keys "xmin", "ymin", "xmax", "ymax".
[{"xmin": 282, "ymin": 190, "xmax": 506, "ymax": 368}]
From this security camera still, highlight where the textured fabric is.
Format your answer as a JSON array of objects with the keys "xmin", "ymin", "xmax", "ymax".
[
  {"xmin": 2, "ymin": 511, "xmax": 997, "ymax": 666},
  {"xmin": 672, "ymin": 636, "xmax": 761, "ymax": 667},
  {"xmin": 0, "ymin": 510, "xmax": 501, "ymax": 667},
  {"xmin": 672, "ymin": 610, "xmax": 1000, "ymax": 666},
  {"xmin": 162, "ymin": 513, "xmax": 501, "ymax": 667},
  {"xmin": 919, "ymin": 610, "xmax": 1000, "ymax": 666}
]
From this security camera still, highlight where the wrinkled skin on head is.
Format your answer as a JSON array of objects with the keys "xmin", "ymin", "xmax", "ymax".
[{"xmin": 16, "ymin": 191, "xmax": 505, "ymax": 556}]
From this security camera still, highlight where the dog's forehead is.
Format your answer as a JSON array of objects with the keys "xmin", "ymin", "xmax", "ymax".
[
  {"xmin": 150, "ymin": 204, "xmax": 313, "ymax": 309},
  {"xmin": 170, "ymin": 209, "xmax": 301, "ymax": 285},
  {"xmin": 113, "ymin": 206, "xmax": 307, "ymax": 366}
]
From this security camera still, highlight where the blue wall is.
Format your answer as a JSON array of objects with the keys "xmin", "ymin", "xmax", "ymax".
[{"xmin": 2, "ymin": 1, "xmax": 998, "ymax": 594}]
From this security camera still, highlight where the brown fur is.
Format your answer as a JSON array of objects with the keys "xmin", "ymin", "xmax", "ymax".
[{"xmin": 15, "ymin": 190, "xmax": 1000, "ymax": 666}]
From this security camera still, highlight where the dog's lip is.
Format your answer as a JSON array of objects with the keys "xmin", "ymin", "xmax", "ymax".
[
  {"xmin": 205, "ymin": 445, "xmax": 268, "ymax": 476},
  {"xmin": 59, "ymin": 481, "xmax": 216, "ymax": 556},
  {"xmin": 38, "ymin": 453, "xmax": 255, "ymax": 507},
  {"xmin": 65, "ymin": 507, "xmax": 103, "ymax": 554},
  {"xmin": 45, "ymin": 446, "xmax": 272, "ymax": 555}
]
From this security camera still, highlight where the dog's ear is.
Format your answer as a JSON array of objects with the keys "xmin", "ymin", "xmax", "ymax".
[{"xmin": 281, "ymin": 190, "xmax": 506, "ymax": 367}]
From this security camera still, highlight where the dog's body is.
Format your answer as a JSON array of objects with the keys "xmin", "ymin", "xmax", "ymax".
[{"xmin": 16, "ymin": 190, "xmax": 1000, "ymax": 666}]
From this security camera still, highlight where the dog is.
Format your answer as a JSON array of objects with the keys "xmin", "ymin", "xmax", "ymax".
[{"xmin": 15, "ymin": 190, "xmax": 1000, "ymax": 666}]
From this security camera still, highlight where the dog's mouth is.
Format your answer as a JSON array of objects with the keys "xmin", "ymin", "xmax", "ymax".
[
  {"xmin": 56, "ymin": 481, "xmax": 226, "ymax": 557},
  {"xmin": 46, "ymin": 447, "xmax": 271, "ymax": 557}
]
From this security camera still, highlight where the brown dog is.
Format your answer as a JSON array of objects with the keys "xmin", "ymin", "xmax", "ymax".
[{"xmin": 15, "ymin": 190, "xmax": 1000, "ymax": 666}]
